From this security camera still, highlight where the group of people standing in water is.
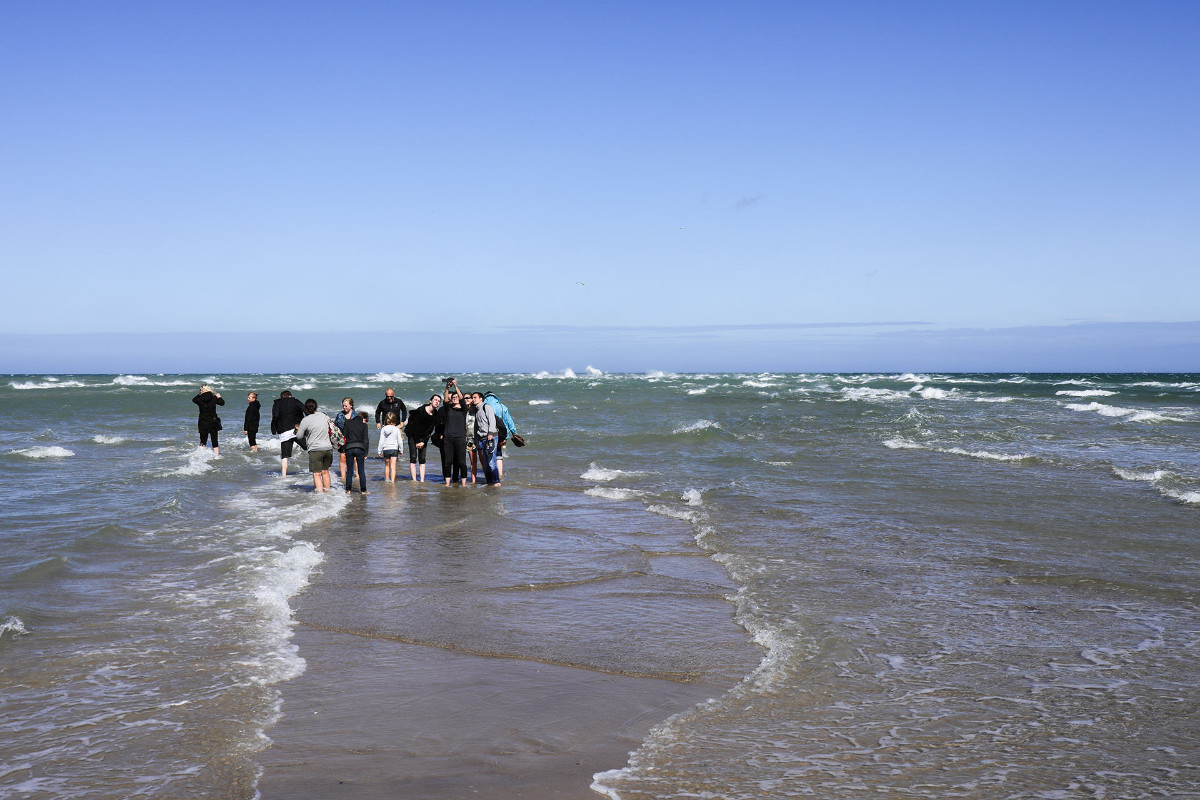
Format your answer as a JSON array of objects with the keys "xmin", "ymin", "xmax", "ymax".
[{"xmin": 192, "ymin": 378, "xmax": 523, "ymax": 494}]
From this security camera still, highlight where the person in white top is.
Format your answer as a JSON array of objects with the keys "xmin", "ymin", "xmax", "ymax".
[{"xmin": 377, "ymin": 412, "xmax": 403, "ymax": 483}]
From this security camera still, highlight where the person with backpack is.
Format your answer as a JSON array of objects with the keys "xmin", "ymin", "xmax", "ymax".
[
  {"xmin": 334, "ymin": 397, "xmax": 355, "ymax": 484},
  {"xmin": 294, "ymin": 399, "xmax": 335, "ymax": 493}
]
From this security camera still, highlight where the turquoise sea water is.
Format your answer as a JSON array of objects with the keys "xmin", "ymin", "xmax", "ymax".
[{"xmin": 2, "ymin": 372, "xmax": 1198, "ymax": 799}]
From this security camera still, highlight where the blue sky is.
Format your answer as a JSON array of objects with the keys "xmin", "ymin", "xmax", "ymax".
[{"xmin": 2, "ymin": 2, "xmax": 1198, "ymax": 372}]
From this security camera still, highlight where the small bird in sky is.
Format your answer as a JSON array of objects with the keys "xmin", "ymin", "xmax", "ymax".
[{"xmin": 577, "ymin": 281, "xmax": 586, "ymax": 286}]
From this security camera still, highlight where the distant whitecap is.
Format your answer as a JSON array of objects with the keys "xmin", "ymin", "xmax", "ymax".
[{"xmin": 12, "ymin": 446, "xmax": 74, "ymax": 458}]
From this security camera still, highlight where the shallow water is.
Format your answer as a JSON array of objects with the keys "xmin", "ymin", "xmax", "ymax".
[{"xmin": 1, "ymin": 372, "xmax": 1198, "ymax": 798}]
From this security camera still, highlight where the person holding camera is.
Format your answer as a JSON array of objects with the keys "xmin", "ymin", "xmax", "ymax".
[
  {"xmin": 437, "ymin": 378, "xmax": 471, "ymax": 486},
  {"xmin": 192, "ymin": 384, "xmax": 225, "ymax": 455}
]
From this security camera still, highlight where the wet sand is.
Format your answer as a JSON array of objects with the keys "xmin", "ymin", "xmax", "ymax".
[
  {"xmin": 256, "ymin": 482, "xmax": 760, "ymax": 799},
  {"xmin": 257, "ymin": 626, "xmax": 726, "ymax": 799}
]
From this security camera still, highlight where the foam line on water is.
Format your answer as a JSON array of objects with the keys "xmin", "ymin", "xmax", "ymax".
[
  {"xmin": 883, "ymin": 438, "xmax": 1032, "ymax": 462},
  {"xmin": 10, "ymin": 446, "xmax": 74, "ymax": 458},
  {"xmin": 581, "ymin": 463, "xmax": 647, "ymax": 482}
]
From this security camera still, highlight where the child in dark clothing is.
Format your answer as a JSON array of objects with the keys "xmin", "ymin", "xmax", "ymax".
[{"xmin": 243, "ymin": 392, "xmax": 261, "ymax": 452}]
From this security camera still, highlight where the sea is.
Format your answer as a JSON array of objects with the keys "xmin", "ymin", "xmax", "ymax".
[{"xmin": 1, "ymin": 372, "xmax": 1198, "ymax": 799}]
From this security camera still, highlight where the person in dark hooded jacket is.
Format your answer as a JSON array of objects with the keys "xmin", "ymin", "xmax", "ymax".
[
  {"xmin": 243, "ymin": 392, "xmax": 261, "ymax": 452},
  {"xmin": 404, "ymin": 395, "xmax": 441, "ymax": 482},
  {"xmin": 192, "ymin": 384, "xmax": 225, "ymax": 455},
  {"xmin": 270, "ymin": 390, "xmax": 306, "ymax": 477}
]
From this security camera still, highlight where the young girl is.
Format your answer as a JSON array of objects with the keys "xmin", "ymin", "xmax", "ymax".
[{"xmin": 378, "ymin": 412, "xmax": 402, "ymax": 483}]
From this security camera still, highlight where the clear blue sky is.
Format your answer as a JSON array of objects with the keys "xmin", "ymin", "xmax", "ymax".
[{"xmin": 2, "ymin": 2, "xmax": 1198, "ymax": 372}]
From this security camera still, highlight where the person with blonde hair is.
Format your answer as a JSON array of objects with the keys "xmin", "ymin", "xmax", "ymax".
[
  {"xmin": 243, "ymin": 391, "xmax": 260, "ymax": 452},
  {"xmin": 192, "ymin": 384, "xmax": 225, "ymax": 455}
]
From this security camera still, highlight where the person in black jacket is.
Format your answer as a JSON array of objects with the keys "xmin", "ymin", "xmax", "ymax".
[
  {"xmin": 243, "ymin": 392, "xmax": 261, "ymax": 452},
  {"xmin": 342, "ymin": 411, "xmax": 371, "ymax": 494},
  {"xmin": 437, "ymin": 380, "xmax": 471, "ymax": 486},
  {"xmin": 375, "ymin": 387, "xmax": 408, "ymax": 430},
  {"xmin": 192, "ymin": 384, "xmax": 225, "ymax": 455},
  {"xmin": 404, "ymin": 395, "xmax": 441, "ymax": 482},
  {"xmin": 270, "ymin": 390, "xmax": 307, "ymax": 477}
]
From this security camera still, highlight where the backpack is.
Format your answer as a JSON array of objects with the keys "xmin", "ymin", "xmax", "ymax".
[{"xmin": 328, "ymin": 421, "xmax": 346, "ymax": 450}]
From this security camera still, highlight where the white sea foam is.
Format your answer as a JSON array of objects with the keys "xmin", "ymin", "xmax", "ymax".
[
  {"xmin": 764, "ymin": 460, "xmax": 793, "ymax": 466},
  {"xmin": 581, "ymin": 463, "xmax": 644, "ymax": 482},
  {"xmin": 585, "ymin": 365, "xmax": 604, "ymax": 376},
  {"xmin": 914, "ymin": 386, "xmax": 953, "ymax": 400},
  {"xmin": 1057, "ymin": 390, "xmax": 1117, "ymax": 397},
  {"xmin": 743, "ymin": 379, "xmax": 776, "ymax": 388},
  {"xmin": 1163, "ymin": 488, "xmax": 1200, "ymax": 505},
  {"xmin": 1066, "ymin": 402, "xmax": 1180, "ymax": 423},
  {"xmin": 673, "ymin": 419, "xmax": 720, "ymax": 434},
  {"xmin": 255, "ymin": 436, "xmax": 283, "ymax": 454},
  {"xmin": 585, "ymin": 486, "xmax": 644, "ymax": 501},
  {"xmin": 975, "ymin": 396, "xmax": 1015, "ymax": 403},
  {"xmin": 1, "ymin": 616, "xmax": 29, "ymax": 639},
  {"xmin": 687, "ymin": 387, "xmax": 708, "ymax": 395},
  {"xmin": 11, "ymin": 379, "xmax": 88, "ymax": 390},
  {"xmin": 528, "ymin": 399, "xmax": 553, "ymax": 405},
  {"xmin": 112, "ymin": 375, "xmax": 194, "ymax": 387},
  {"xmin": 681, "ymin": 489, "xmax": 704, "ymax": 506},
  {"xmin": 843, "ymin": 387, "xmax": 908, "ymax": 402},
  {"xmin": 368, "ymin": 372, "xmax": 412, "ymax": 382},
  {"xmin": 884, "ymin": 438, "xmax": 1029, "ymax": 462},
  {"xmin": 532, "ymin": 368, "xmax": 578, "ymax": 379},
  {"xmin": 646, "ymin": 504, "xmax": 701, "ymax": 523},
  {"xmin": 12, "ymin": 446, "xmax": 74, "ymax": 458},
  {"xmin": 1113, "ymin": 468, "xmax": 1172, "ymax": 482},
  {"xmin": 1130, "ymin": 381, "xmax": 1200, "ymax": 390},
  {"xmin": 93, "ymin": 435, "xmax": 127, "ymax": 444},
  {"xmin": 172, "ymin": 447, "xmax": 218, "ymax": 476},
  {"xmin": 941, "ymin": 447, "xmax": 1028, "ymax": 462},
  {"xmin": 251, "ymin": 541, "xmax": 326, "ymax": 685}
]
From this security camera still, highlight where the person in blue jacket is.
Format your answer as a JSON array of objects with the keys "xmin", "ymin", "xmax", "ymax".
[{"xmin": 482, "ymin": 391, "xmax": 521, "ymax": 482}]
